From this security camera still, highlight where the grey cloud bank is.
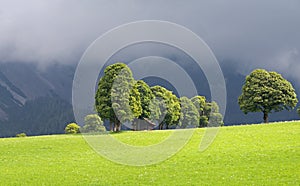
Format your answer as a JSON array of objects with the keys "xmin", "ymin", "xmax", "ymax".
[{"xmin": 0, "ymin": 0, "xmax": 300, "ymax": 81}]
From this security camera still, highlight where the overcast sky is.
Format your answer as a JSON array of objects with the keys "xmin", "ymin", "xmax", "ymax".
[{"xmin": 1, "ymin": 0, "xmax": 300, "ymax": 82}]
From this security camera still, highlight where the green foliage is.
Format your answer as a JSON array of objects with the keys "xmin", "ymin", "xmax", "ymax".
[
  {"xmin": 148, "ymin": 98, "xmax": 162, "ymax": 122},
  {"xmin": 297, "ymin": 107, "xmax": 300, "ymax": 117},
  {"xmin": 191, "ymin": 95, "xmax": 206, "ymax": 116},
  {"xmin": 0, "ymin": 122, "xmax": 299, "ymax": 185},
  {"xmin": 65, "ymin": 123, "xmax": 80, "ymax": 134},
  {"xmin": 135, "ymin": 80, "xmax": 154, "ymax": 119},
  {"xmin": 94, "ymin": 63, "xmax": 224, "ymax": 130},
  {"xmin": 151, "ymin": 86, "xmax": 181, "ymax": 129},
  {"xmin": 178, "ymin": 97, "xmax": 199, "ymax": 128},
  {"xmin": 238, "ymin": 69, "xmax": 298, "ymax": 123},
  {"xmin": 204, "ymin": 101, "xmax": 223, "ymax": 127},
  {"xmin": 16, "ymin": 133, "xmax": 26, "ymax": 137},
  {"xmin": 95, "ymin": 63, "xmax": 141, "ymax": 132},
  {"xmin": 81, "ymin": 114, "xmax": 106, "ymax": 133},
  {"xmin": 199, "ymin": 115, "xmax": 209, "ymax": 127},
  {"xmin": 209, "ymin": 113, "xmax": 224, "ymax": 127},
  {"xmin": 191, "ymin": 95, "xmax": 209, "ymax": 127},
  {"xmin": 129, "ymin": 81, "xmax": 142, "ymax": 119},
  {"xmin": 191, "ymin": 96, "xmax": 223, "ymax": 127}
]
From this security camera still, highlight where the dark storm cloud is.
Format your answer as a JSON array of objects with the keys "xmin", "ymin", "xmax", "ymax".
[{"xmin": 0, "ymin": 0, "xmax": 300, "ymax": 81}]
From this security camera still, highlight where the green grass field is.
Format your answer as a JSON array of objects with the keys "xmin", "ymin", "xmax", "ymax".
[{"xmin": 0, "ymin": 121, "xmax": 299, "ymax": 185}]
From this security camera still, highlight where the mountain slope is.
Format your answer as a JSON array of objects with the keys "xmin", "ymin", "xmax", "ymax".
[{"xmin": 0, "ymin": 62, "xmax": 75, "ymax": 137}]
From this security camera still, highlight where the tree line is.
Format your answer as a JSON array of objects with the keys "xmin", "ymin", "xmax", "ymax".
[
  {"xmin": 95, "ymin": 63, "xmax": 223, "ymax": 132},
  {"xmin": 66, "ymin": 65, "xmax": 300, "ymax": 134}
]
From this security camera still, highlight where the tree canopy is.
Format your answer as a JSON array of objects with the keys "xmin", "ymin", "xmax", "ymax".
[
  {"xmin": 95, "ymin": 63, "xmax": 141, "ymax": 131},
  {"xmin": 191, "ymin": 96, "xmax": 208, "ymax": 127},
  {"xmin": 179, "ymin": 97, "xmax": 199, "ymax": 128},
  {"xmin": 151, "ymin": 85, "xmax": 180, "ymax": 129},
  {"xmin": 238, "ymin": 69, "xmax": 298, "ymax": 123},
  {"xmin": 135, "ymin": 80, "xmax": 155, "ymax": 119},
  {"xmin": 81, "ymin": 114, "xmax": 106, "ymax": 133},
  {"xmin": 95, "ymin": 63, "xmax": 224, "ymax": 131}
]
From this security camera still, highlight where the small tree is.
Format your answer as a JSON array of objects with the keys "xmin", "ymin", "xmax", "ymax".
[
  {"xmin": 297, "ymin": 107, "xmax": 300, "ymax": 117},
  {"xmin": 209, "ymin": 113, "xmax": 224, "ymax": 127},
  {"xmin": 204, "ymin": 101, "xmax": 224, "ymax": 127},
  {"xmin": 179, "ymin": 97, "xmax": 199, "ymax": 128},
  {"xmin": 65, "ymin": 123, "xmax": 80, "ymax": 134},
  {"xmin": 191, "ymin": 96, "xmax": 207, "ymax": 127},
  {"xmin": 81, "ymin": 114, "xmax": 106, "ymax": 133},
  {"xmin": 238, "ymin": 69, "xmax": 298, "ymax": 123},
  {"xmin": 135, "ymin": 80, "xmax": 155, "ymax": 119},
  {"xmin": 151, "ymin": 86, "xmax": 180, "ymax": 129}
]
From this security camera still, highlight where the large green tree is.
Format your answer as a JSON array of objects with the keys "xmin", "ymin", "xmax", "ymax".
[
  {"xmin": 238, "ymin": 69, "xmax": 298, "ymax": 123},
  {"xmin": 179, "ymin": 97, "xmax": 199, "ymax": 128},
  {"xmin": 151, "ymin": 85, "xmax": 180, "ymax": 129},
  {"xmin": 95, "ymin": 63, "xmax": 141, "ymax": 132}
]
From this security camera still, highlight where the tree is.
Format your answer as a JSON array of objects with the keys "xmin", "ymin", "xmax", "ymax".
[
  {"xmin": 132, "ymin": 80, "xmax": 161, "ymax": 129},
  {"xmin": 95, "ymin": 63, "xmax": 141, "ymax": 132},
  {"xmin": 178, "ymin": 97, "xmax": 199, "ymax": 128},
  {"xmin": 192, "ymin": 96, "xmax": 224, "ymax": 127},
  {"xmin": 297, "ymin": 107, "xmax": 300, "ymax": 117},
  {"xmin": 129, "ymin": 81, "xmax": 143, "ymax": 120},
  {"xmin": 81, "ymin": 114, "xmax": 106, "ymax": 133},
  {"xmin": 209, "ymin": 113, "xmax": 224, "ymax": 127},
  {"xmin": 65, "ymin": 123, "xmax": 80, "ymax": 134},
  {"xmin": 204, "ymin": 101, "xmax": 223, "ymax": 127},
  {"xmin": 191, "ymin": 96, "xmax": 207, "ymax": 127},
  {"xmin": 238, "ymin": 69, "xmax": 298, "ymax": 123},
  {"xmin": 151, "ymin": 86, "xmax": 180, "ymax": 129},
  {"xmin": 135, "ymin": 80, "xmax": 155, "ymax": 119}
]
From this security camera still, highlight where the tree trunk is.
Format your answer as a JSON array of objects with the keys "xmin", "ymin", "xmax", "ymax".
[
  {"xmin": 263, "ymin": 111, "xmax": 269, "ymax": 123},
  {"xmin": 118, "ymin": 121, "xmax": 121, "ymax": 131},
  {"xmin": 113, "ymin": 117, "xmax": 117, "ymax": 132},
  {"xmin": 109, "ymin": 120, "xmax": 113, "ymax": 132}
]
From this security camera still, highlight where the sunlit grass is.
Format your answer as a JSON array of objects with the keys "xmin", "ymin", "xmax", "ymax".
[{"xmin": 0, "ymin": 121, "xmax": 299, "ymax": 185}]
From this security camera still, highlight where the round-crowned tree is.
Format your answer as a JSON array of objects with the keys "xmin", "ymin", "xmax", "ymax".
[
  {"xmin": 95, "ymin": 63, "xmax": 141, "ymax": 132},
  {"xmin": 238, "ymin": 69, "xmax": 298, "ymax": 123}
]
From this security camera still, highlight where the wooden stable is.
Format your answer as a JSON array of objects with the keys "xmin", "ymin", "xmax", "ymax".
[{"xmin": 132, "ymin": 118, "xmax": 156, "ymax": 131}]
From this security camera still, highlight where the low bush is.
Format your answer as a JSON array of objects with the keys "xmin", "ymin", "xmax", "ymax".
[
  {"xmin": 65, "ymin": 123, "xmax": 80, "ymax": 134},
  {"xmin": 16, "ymin": 133, "xmax": 27, "ymax": 137}
]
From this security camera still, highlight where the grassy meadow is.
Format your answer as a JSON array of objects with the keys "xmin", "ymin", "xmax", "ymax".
[{"xmin": 0, "ymin": 121, "xmax": 299, "ymax": 185}]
